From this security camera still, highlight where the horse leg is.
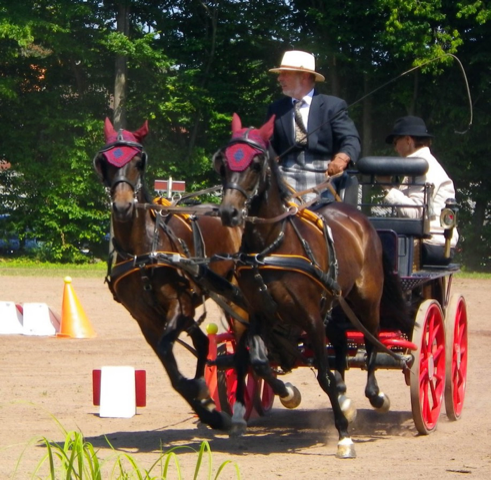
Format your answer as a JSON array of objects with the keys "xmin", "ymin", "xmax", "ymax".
[
  {"xmin": 325, "ymin": 308, "xmax": 357, "ymax": 423},
  {"xmin": 249, "ymin": 334, "xmax": 301, "ymax": 408},
  {"xmin": 364, "ymin": 340, "xmax": 390, "ymax": 413},
  {"xmin": 157, "ymin": 310, "xmax": 231, "ymax": 431},
  {"xmin": 230, "ymin": 332, "xmax": 249, "ymax": 436},
  {"xmin": 230, "ymin": 329, "xmax": 301, "ymax": 436},
  {"xmin": 325, "ymin": 308, "xmax": 348, "ymax": 393},
  {"xmin": 187, "ymin": 322, "xmax": 210, "ymax": 394},
  {"xmin": 310, "ymin": 317, "xmax": 356, "ymax": 459}
]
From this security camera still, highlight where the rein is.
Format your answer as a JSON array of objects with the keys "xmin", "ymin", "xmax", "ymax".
[{"xmin": 220, "ymin": 133, "xmax": 411, "ymax": 365}]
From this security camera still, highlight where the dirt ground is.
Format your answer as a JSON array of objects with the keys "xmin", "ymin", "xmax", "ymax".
[{"xmin": 0, "ymin": 274, "xmax": 490, "ymax": 479}]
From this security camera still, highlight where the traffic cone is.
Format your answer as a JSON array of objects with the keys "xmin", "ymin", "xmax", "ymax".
[{"xmin": 57, "ymin": 276, "xmax": 96, "ymax": 338}]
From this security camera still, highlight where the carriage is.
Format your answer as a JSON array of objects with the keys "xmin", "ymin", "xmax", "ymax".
[
  {"xmin": 94, "ymin": 116, "xmax": 467, "ymax": 459},
  {"xmin": 204, "ymin": 152, "xmax": 467, "ymax": 440}
]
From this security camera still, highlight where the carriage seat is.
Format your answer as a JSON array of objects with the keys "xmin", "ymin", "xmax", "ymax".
[
  {"xmin": 356, "ymin": 156, "xmax": 430, "ymax": 238},
  {"xmin": 338, "ymin": 172, "xmax": 359, "ymax": 206},
  {"xmin": 356, "ymin": 156, "xmax": 429, "ymax": 177}
]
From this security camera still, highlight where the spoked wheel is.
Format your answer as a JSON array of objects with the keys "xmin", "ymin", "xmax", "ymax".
[
  {"xmin": 216, "ymin": 343, "xmax": 234, "ymax": 416},
  {"xmin": 444, "ymin": 294, "xmax": 468, "ymax": 421},
  {"xmin": 410, "ymin": 299, "xmax": 446, "ymax": 434},
  {"xmin": 216, "ymin": 369, "xmax": 275, "ymax": 420},
  {"xmin": 244, "ymin": 373, "xmax": 275, "ymax": 419}
]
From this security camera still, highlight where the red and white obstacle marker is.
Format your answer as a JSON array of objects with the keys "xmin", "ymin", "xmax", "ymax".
[
  {"xmin": 0, "ymin": 301, "xmax": 60, "ymax": 336},
  {"xmin": 93, "ymin": 367, "xmax": 146, "ymax": 418},
  {"xmin": 154, "ymin": 177, "xmax": 186, "ymax": 198}
]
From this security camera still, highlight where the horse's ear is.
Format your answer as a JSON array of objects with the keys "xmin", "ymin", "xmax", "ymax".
[
  {"xmin": 258, "ymin": 115, "xmax": 275, "ymax": 143},
  {"xmin": 134, "ymin": 120, "xmax": 149, "ymax": 142},
  {"xmin": 231, "ymin": 113, "xmax": 242, "ymax": 133},
  {"xmin": 104, "ymin": 117, "xmax": 116, "ymax": 141}
]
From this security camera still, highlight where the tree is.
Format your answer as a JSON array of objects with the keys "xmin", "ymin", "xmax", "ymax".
[{"xmin": 0, "ymin": 0, "xmax": 490, "ymax": 268}]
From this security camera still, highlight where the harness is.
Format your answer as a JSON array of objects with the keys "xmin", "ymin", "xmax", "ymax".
[
  {"xmin": 219, "ymin": 131, "xmax": 341, "ymax": 317},
  {"xmin": 94, "ymin": 135, "xmax": 207, "ymax": 326},
  {"xmin": 219, "ymin": 130, "xmax": 410, "ymax": 366}
]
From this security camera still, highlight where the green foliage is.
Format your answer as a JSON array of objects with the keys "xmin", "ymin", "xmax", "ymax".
[
  {"xmin": 0, "ymin": 0, "xmax": 490, "ymax": 268},
  {"xmin": 20, "ymin": 427, "xmax": 241, "ymax": 479}
]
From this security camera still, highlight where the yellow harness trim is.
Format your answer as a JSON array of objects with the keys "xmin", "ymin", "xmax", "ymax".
[
  {"xmin": 288, "ymin": 201, "xmax": 324, "ymax": 232},
  {"xmin": 236, "ymin": 253, "xmax": 327, "ymax": 291},
  {"xmin": 151, "ymin": 197, "xmax": 192, "ymax": 231},
  {"xmin": 112, "ymin": 250, "xmax": 186, "ymax": 291}
]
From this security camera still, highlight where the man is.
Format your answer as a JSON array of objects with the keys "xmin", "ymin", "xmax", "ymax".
[
  {"xmin": 266, "ymin": 50, "xmax": 361, "ymax": 203},
  {"xmin": 381, "ymin": 115, "xmax": 459, "ymax": 265}
]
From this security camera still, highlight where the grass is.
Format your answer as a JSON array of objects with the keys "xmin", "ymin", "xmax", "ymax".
[
  {"xmin": 15, "ymin": 424, "xmax": 241, "ymax": 480},
  {"xmin": 1, "ymin": 257, "xmax": 490, "ymax": 279},
  {"xmin": 0, "ymin": 258, "xmax": 107, "ymax": 278}
]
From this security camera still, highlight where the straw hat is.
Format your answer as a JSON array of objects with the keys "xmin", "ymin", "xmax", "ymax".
[
  {"xmin": 385, "ymin": 116, "xmax": 433, "ymax": 144},
  {"xmin": 269, "ymin": 50, "xmax": 325, "ymax": 82}
]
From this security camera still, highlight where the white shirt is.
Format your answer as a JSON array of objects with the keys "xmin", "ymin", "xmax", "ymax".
[
  {"xmin": 292, "ymin": 89, "xmax": 314, "ymax": 130},
  {"xmin": 383, "ymin": 147, "xmax": 459, "ymax": 247}
]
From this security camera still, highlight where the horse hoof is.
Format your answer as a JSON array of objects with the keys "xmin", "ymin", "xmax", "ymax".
[
  {"xmin": 336, "ymin": 437, "xmax": 356, "ymax": 459},
  {"xmin": 371, "ymin": 392, "xmax": 391, "ymax": 413},
  {"xmin": 338, "ymin": 394, "xmax": 357, "ymax": 424},
  {"xmin": 229, "ymin": 402, "xmax": 247, "ymax": 437},
  {"xmin": 280, "ymin": 382, "xmax": 301, "ymax": 409},
  {"xmin": 229, "ymin": 420, "xmax": 247, "ymax": 437},
  {"xmin": 219, "ymin": 411, "xmax": 232, "ymax": 432}
]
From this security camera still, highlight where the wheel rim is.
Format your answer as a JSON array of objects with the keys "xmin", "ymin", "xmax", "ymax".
[
  {"xmin": 445, "ymin": 295, "xmax": 468, "ymax": 420},
  {"xmin": 410, "ymin": 300, "xmax": 446, "ymax": 434},
  {"xmin": 245, "ymin": 373, "xmax": 275, "ymax": 419}
]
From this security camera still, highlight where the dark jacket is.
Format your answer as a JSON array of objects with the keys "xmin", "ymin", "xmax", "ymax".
[{"xmin": 266, "ymin": 91, "xmax": 361, "ymax": 164}]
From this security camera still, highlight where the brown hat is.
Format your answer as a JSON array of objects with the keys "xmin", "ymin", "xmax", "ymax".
[{"xmin": 269, "ymin": 50, "xmax": 325, "ymax": 82}]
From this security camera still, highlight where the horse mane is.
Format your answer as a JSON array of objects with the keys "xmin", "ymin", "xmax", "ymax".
[
  {"xmin": 267, "ymin": 145, "xmax": 292, "ymax": 202},
  {"xmin": 140, "ymin": 176, "xmax": 154, "ymax": 204}
]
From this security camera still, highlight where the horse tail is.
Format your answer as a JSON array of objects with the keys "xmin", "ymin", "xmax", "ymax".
[{"xmin": 379, "ymin": 251, "xmax": 413, "ymax": 336}]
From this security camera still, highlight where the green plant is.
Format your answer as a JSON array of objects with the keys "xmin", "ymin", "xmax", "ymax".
[{"xmin": 24, "ymin": 427, "xmax": 241, "ymax": 479}]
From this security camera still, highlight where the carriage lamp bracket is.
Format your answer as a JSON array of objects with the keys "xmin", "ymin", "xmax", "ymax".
[{"xmin": 440, "ymin": 198, "xmax": 459, "ymax": 231}]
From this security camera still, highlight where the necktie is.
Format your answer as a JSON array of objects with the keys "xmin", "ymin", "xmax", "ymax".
[{"xmin": 294, "ymin": 100, "xmax": 307, "ymax": 146}]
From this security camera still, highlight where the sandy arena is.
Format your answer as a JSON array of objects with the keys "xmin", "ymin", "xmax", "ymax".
[{"xmin": 0, "ymin": 275, "xmax": 490, "ymax": 479}]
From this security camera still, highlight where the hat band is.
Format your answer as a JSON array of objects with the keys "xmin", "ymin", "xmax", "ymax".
[{"xmin": 278, "ymin": 64, "xmax": 314, "ymax": 72}]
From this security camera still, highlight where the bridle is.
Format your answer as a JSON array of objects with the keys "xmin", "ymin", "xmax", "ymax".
[
  {"xmin": 93, "ymin": 129, "xmax": 147, "ymax": 197},
  {"xmin": 215, "ymin": 128, "xmax": 270, "ymax": 213}
]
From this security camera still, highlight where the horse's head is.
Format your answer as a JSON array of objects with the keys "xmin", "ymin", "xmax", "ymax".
[
  {"xmin": 214, "ymin": 113, "xmax": 275, "ymax": 227},
  {"xmin": 93, "ymin": 117, "xmax": 149, "ymax": 221}
]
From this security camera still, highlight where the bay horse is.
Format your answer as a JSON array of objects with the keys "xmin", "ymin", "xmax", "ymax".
[
  {"xmin": 213, "ymin": 114, "xmax": 410, "ymax": 458},
  {"xmin": 93, "ymin": 118, "xmax": 243, "ymax": 431}
]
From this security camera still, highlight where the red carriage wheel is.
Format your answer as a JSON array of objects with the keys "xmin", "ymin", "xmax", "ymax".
[
  {"xmin": 213, "ymin": 337, "xmax": 275, "ymax": 420},
  {"xmin": 444, "ymin": 294, "xmax": 468, "ymax": 421},
  {"xmin": 216, "ymin": 343, "xmax": 234, "ymax": 416},
  {"xmin": 410, "ymin": 299, "xmax": 446, "ymax": 434},
  {"xmin": 216, "ymin": 369, "xmax": 275, "ymax": 420},
  {"xmin": 245, "ymin": 373, "xmax": 275, "ymax": 418}
]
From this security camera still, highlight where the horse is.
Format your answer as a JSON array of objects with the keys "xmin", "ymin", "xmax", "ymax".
[
  {"xmin": 93, "ymin": 117, "xmax": 244, "ymax": 431},
  {"xmin": 213, "ymin": 113, "xmax": 410, "ymax": 458}
]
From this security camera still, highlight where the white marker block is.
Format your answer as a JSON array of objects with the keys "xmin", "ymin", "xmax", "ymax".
[
  {"xmin": 99, "ymin": 366, "xmax": 137, "ymax": 418},
  {"xmin": 22, "ymin": 303, "xmax": 60, "ymax": 336},
  {"xmin": 0, "ymin": 302, "xmax": 24, "ymax": 334}
]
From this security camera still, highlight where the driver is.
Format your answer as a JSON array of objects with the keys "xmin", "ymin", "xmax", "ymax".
[{"xmin": 266, "ymin": 50, "xmax": 361, "ymax": 204}]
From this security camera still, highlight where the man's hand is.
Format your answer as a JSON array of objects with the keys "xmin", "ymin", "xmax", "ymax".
[{"xmin": 327, "ymin": 153, "xmax": 350, "ymax": 176}]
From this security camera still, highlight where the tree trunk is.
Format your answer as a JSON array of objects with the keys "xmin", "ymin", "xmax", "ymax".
[{"xmin": 114, "ymin": 2, "xmax": 129, "ymax": 130}]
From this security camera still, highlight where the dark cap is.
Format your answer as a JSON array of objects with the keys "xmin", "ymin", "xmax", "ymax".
[{"xmin": 385, "ymin": 116, "xmax": 433, "ymax": 144}]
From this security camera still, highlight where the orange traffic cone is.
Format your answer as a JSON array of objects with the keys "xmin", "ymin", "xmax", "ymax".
[{"xmin": 57, "ymin": 276, "xmax": 96, "ymax": 338}]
